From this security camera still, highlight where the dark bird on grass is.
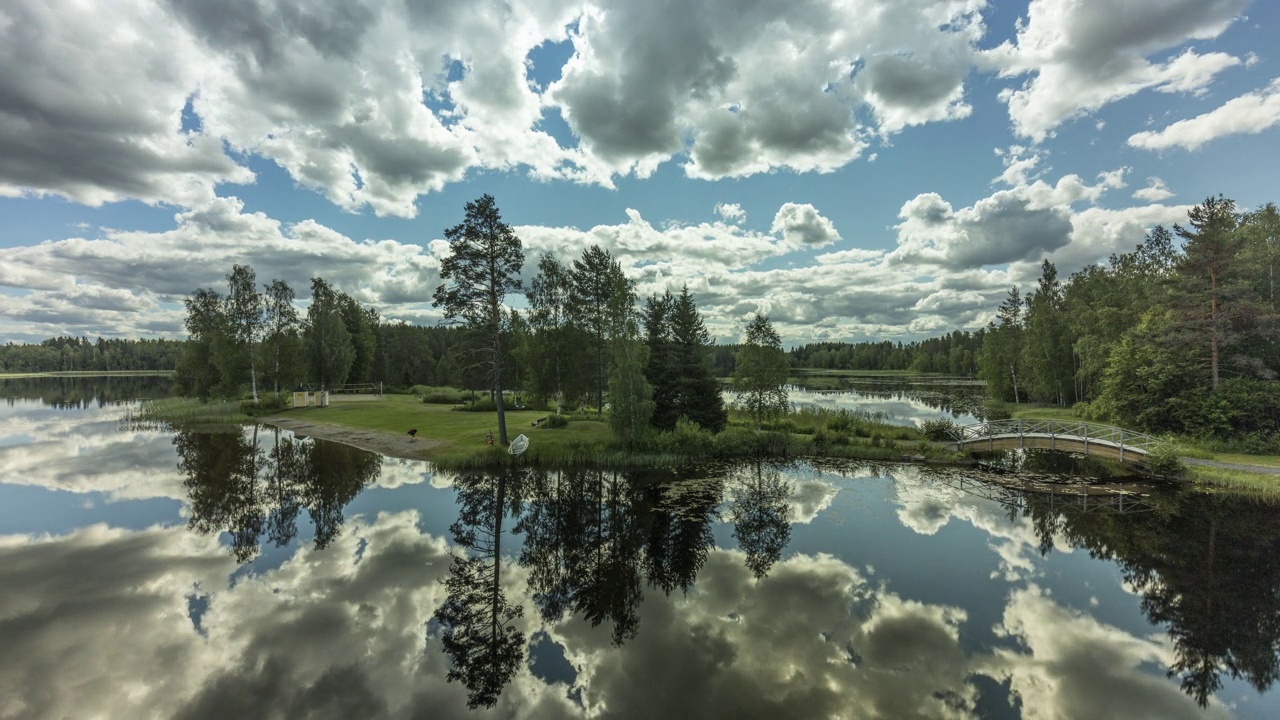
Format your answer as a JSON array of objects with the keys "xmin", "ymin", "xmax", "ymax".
[{"xmin": 408, "ymin": 428, "xmax": 418, "ymax": 443}]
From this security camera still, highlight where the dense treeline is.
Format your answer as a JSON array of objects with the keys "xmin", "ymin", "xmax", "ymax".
[
  {"xmin": 978, "ymin": 196, "xmax": 1279, "ymax": 447},
  {"xmin": 174, "ymin": 266, "xmax": 496, "ymax": 399},
  {"xmin": 789, "ymin": 331, "xmax": 984, "ymax": 374},
  {"xmin": 0, "ymin": 336, "xmax": 182, "ymax": 373}
]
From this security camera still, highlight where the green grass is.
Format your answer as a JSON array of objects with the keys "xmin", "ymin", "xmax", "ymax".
[
  {"xmin": 1187, "ymin": 465, "xmax": 1280, "ymax": 497},
  {"xmin": 284, "ymin": 394, "xmax": 613, "ymax": 458},
  {"xmin": 1007, "ymin": 404, "xmax": 1084, "ymax": 421},
  {"xmin": 1208, "ymin": 453, "xmax": 1280, "ymax": 468},
  {"xmin": 269, "ymin": 392, "xmax": 971, "ymax": 469}
]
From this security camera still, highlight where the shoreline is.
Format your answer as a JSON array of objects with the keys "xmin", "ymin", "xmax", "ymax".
[{"xmin": 260, "ymin": 416, "xmax": 445, "ymax": 461}]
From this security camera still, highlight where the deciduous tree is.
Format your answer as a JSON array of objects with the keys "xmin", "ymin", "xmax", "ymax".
[{"xmin": 733, "ymin": 313, "xmax": 789, "ymax": 430}]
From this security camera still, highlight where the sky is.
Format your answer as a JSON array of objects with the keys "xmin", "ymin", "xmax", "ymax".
[{"xmin": 2, "ymin": 0, "xmax": 1279, "ymax": 346}]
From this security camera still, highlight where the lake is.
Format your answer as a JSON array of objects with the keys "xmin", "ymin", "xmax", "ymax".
[{"xmin": 1, "ymin": 377, "xmax": 1277, "ymax": 719}]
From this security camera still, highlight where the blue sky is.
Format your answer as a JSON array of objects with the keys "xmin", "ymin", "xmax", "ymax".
[{"xmin": 2, "ymin": 0, "xmax": 1279, "ymax": 344}]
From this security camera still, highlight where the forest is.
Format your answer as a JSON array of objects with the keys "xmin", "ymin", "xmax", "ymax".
[{"xmin": 977, "ymin": 197, "xmax": 1279, "ymax": 449}]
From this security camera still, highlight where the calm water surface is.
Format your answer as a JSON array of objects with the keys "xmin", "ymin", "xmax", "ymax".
[{"xmin": 1, "ymin": 377, "xmax": 1277, "ymax": 719}]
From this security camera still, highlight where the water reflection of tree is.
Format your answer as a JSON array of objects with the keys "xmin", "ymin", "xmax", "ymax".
[
  {"xmin": 1012, "ymin": 491, "xmax": 1280, "ymax": 706},
  {"xmin": 2, "ymin": 375, "xmax": 173, "ymax": 408},
  {"xmin": 435, "ymin": 470, "xmax": 527, "ymax": 709},
  {"xmin": 643, "ymin": 476, "xmax": 722, "ymax": 595},
  {"xmin": 176, "ymin": 426, "xmax": 379, "ymax": 561},
  {"xmin": 516, "ymin": 468, "xmax": 647, "ymax": 646},
  {"xmin": 726, "ymin": 462, "xmax": 792, "ymax": 579}
]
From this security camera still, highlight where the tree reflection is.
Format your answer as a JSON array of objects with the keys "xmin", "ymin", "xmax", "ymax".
[
  {"xmin": 516, "ymin": 468, "xmax": 647, "ymax": 646},
  {"xmin": 176, "ymin": 426, "xmax": 380, "ymax": 561},
  {"xmin": 726, "ymin": 462, "xmax": 792, "ymax": 579},
  {"xmin": 435, "ymin": 470, "xmax": 526, "ymax": 709},
  {"xmin": 1012, "ymin": 490, "xmax": 1280, "ymax": 706},
  {"xmin": 643, "ymin": 476, "xmax": 722, "ymax": 595}
]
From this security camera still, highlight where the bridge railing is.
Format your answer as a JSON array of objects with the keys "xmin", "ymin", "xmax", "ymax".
[{"xmin": 946, "ymin": 418, "xmax": 1162, "ymax": 457}]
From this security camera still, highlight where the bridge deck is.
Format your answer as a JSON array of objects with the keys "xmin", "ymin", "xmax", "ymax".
[{"xmin": 947, "ymin": 419, "xmax": 1160, "ymax": 464}]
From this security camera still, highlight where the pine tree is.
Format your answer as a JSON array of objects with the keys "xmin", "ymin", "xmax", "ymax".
[
  {"xmin": 433, "ymin": 195, "xmax": 525, "ymax": 446},
  {"xmin": 669, "ymin": 286, "xmax": 727, "ymax": 432}
]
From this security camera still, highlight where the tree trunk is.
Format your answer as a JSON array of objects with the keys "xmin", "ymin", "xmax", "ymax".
[
  {"xmin": 494, "ymin": 328, "xmax": 509, "ymax": 446},
  {"xmin": 491, "ymin": 476, "xmax": 505, "ymax": 644},
  {"xmin": 1010, "ymin": 365, "xmax": 1019, "ymax": 404},
  {"xmin": 1210, "ymin": 269, "xmax": 1220, "ymax": 389}
]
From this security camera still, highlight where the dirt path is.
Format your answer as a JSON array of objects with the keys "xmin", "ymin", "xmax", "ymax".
[{"xmin": 260, "ymin": 416, "xmax": 444, "ymax": 461}]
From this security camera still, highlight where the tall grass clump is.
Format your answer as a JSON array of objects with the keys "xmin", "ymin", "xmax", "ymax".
[{"xmin": 125, "ymin": 397, "xmax": 249, "ymax": 428}]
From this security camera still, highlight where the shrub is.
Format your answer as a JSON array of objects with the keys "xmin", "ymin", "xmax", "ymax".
[
  {"xmin": 545, "ymin": 414, "xmax": 568, "ymax": 428},
  {"xmin": 454, "ymin": 398, "xmax": 497, "ymax": 412},
  {"xmin": 1143, "ymin": 442, "xmax": 1186, "ymax": 478},
  {"xmin": 655, "ymin": 418, "xmax": 714, "ymax": 457},
  {"xmin": 240, "ymin": 392, "xmax": 289, "ymax": 416},
  {"xmin": 919, "ymin": 418, "xmax": 957, "ymax": 442}
]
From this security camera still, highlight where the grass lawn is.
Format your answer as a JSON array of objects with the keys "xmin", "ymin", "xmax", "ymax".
[
  {"xmin": 1209, "ymin": 453, "xmax": 1280, "ymax": 469},
  {"xmin": 282, "ymin": 394, "xmax": 613, "ymax": 462},
  {"xmin": 1008, "ymin": 405, "xmax": 1084, "ymax": 421},
  {"xmin": 1187, "ymin": 465, "xmax": 1280, "ymax": 497}
]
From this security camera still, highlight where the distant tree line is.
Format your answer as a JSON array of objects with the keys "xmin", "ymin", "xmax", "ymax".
[
  {"xmin": 978, "ymin": 196, "xmax": 1279, "ymax": 446},
  {"xmin": 788, "ymin": 331, "xmax": 984, "ymax": 375},
  {"xmin": 174, "ymin": 265, "xmax": 479, "ymax": 400},
  {"xmin": 0, "ymin": 336, "xmax": 182, "ymax": 373}
]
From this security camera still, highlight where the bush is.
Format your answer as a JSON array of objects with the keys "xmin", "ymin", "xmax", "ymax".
[
  {"xmin": 1143, "ymin": 442, "xmax": 1186, "ymax": 478},
  {"xmin": 919, "ymin": 418, "xmax": 957, "ymax": 442},
  {"xmin": 240, "ymin": 392, "xmax": 290, "ymax": 416},
  {"xmin": 454, "ymin": 398, "xmax": 497, "ymax": 412},
  {"xmin": 655, "ymin": 418, "xmax": 714, "ymax": 457},
  {"xmin": 545, "ymin": 414, "xmax": 568, "ymax": 428},
  {"xmin": 418, "ymin": 386, "xmax": 465, "ymax": 404}
]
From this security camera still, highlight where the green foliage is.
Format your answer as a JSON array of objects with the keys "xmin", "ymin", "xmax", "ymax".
[
  {"xmin": 305, "ymin": 277, "xmax": 355, "ymax": 390},
  {"xmin": 1143, "ymin": 443, "xmax": 1186, "ymax": 478},
  {"xmin": 977, "ymin": 286, "xmax": 1024, "ymax": 402},
  {"xmin": 433, "ymin": 194, "xmax": 525, "ymax": 445},
  {"xmin": 570, "ymin": 245, "xmax": 633, "ymax": 414},
  {"xmin": 456, "ymin": 398, "xmax": 498, "ymax": 412},
  {"xmin": 643, "ymin": 286, "xmax": 727, "ymax": 433},
  {"xmin": 125, "ymin": 397, "xmax": 248, "ymax": 427},
  {"xmin": 419, "ymin": 386, "xmax": 466, "ymax": 404},
  {"xmin": 240, "ymin": 392, "xmax": 289, "ymax": 416},
  {"xmin": 733, "ymin": 314, "xmax": 790, "ymax": 429},
  {"xmin": 545, "ymin": 414, "xmax": 569, "ymax": 428},
  {"xmin": 607, "ymin": 331, "xmax": 655, "ymax": 450},
  {"xmin": 919, "ymin": 418, "xmax": 958, "ymax": 441},
  {"xmin": 654, "ymin": 418, "xmax": 714, "ymax": 457}
]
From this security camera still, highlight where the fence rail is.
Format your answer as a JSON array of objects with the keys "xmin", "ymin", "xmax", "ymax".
[{"xmin": 947, "ymin": 419, "xmax": 1160, "ymax": 461}]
